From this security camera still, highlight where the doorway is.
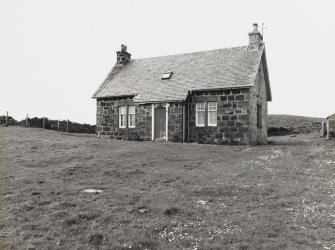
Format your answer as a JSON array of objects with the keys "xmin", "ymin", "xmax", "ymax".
[{"xmin": 154, "ymin": 106, "xmax": 166, "ymax": 139}]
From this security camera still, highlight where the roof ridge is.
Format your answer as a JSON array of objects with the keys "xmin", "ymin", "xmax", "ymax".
[{"xmin": 131, "ymin": 45, "xmax": 250, "ymax": 61}]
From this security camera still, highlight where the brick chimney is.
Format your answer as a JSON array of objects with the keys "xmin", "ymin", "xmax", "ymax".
[
  {"xmin": 116, "ymin": 44, "xmax": 131, "ymax": 65},
  {"xmin": 248, "ymin": 23, "xmax": 263, "ymax": 49}
]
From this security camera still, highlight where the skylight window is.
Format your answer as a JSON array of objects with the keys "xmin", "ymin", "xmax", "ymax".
[{"xmin": 161, "ymin": 71, "xmax": 173, "ymax": 80}]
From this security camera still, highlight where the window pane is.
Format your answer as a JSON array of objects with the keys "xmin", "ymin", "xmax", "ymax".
[
  {"xmin": 120, "ymin": 106, "xmax": 126, "ymax": 114},
  {"xmin": 196, "ymin": 103, "xmax": 205, "ymax": 126},
  {"xmin": 119, "ymin": 106, "xmax": 127, "ymax": 127},
  {"xmin": 128, "ymin": 106, "xmax": 135, "ymax": 127},
  {"xmin": 120, "ymin": 114, "xmax": 126, "ymax": 127},
  {"xmin": 196, "ymin": 111, "xmax": 205, "ymax": 126},
  {"xmin": 128, "ymin": 106, "xmax": 135, "ymax": 114},
  {"xmin": 208, "ymin": 111, "xmax": 217, "ymax": 126},
  {"xmin": 196, "ymin": 102, "xmax": 205, "ymax": 111},
  {"xmin": 129, "ymin": 114, "xmax": 135, "ymax": 127},
  {"xmin": 199, "ymin": 112, "xmax": 205, "ymax": 124},
  {"xmin": 132, "ymin": 115, "xmax": 135, "ymax": 126},
  {"xmin": 208, "ymin": 102, "xmax": 217, "ymax": 111}
]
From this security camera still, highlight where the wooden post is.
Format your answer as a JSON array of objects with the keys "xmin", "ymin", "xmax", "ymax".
[
  {"xmin": 43, "ymin": 117, "xmax": 45, "ymax": 129},
  {"xmin": 6, "ymin": 111, "xmax": 8, "ymax": 126},
  {"xmin": 187, "ymin": 96, "xmax": 190, "ymax": 143},
  {"xmin": 57, "ymin": 120, "xmax": 60, "ymax": 131},
  {"xmin": 26, "ymin": 114, "xmax": 28, "ymax": 127},
  {"xmin": 182, "ymin": 105, "xmax": 185, "ymax": 142},
  {"xmin": 326, "ymin": 120, "xmax": 330, "ymax": 139},
  {"xmin": 321, "ymin": 121, "xmax": 325, "ymax": 137},
  {"xmin": 151, "ymin": 104, "xmax": 155, "ymax": 141},
  {"xmin": 165, "ymin": 103, "xmax": 169, "ymax": 141},
  {"xmin": 66, "ymin": 119, "xmax": 69, "ymax": 133}
]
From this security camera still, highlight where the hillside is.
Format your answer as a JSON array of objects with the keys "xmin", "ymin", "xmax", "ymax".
[
  {"xmin": 268, "ymin": 114, "xmax": 323, "ymax": 128},
  {"xmin": 268, "ymin": 114, "xmax": 323, "ymax": 136},
  {"xmin": 1, "ymin": 126, "xmax": 334, "ymax": 249}
]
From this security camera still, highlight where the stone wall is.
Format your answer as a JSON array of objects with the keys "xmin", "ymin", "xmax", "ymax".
[
  {"xmin": 187, "ymin": 88, "xmax": 252, "ymax": 145},
  {"xmin": 0, "ymin": 116, "xmax": 17, "ymax": 126},
  {"xmin": 96, "ymin": 84, "xmax": 269, "ymax": 145},
  {"xmin": 96, "ymin": 97, "xmax": 152, "ymax": 141},
  {"xmin": 1, "ymin": 116, "xmax": 95, "ymax": 133},
  {"xmin": 249, "ymin": 58, "xmax": 268, "ymax": 144},
  {"xmin": 97, "ymin": 98, "xmax": 185, "ymax": 142},
  {"xmin": 168, "ymin": 103, "xmax": 184, "ymax": 142}
]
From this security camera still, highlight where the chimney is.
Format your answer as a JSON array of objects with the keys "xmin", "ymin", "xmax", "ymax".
[
  {"xmin": 121, "ymin": 44, "xmax": 127, "ymax": 52},
  {"xmin": 248, "ymin": 23, "xmax": 263, "ymax": 49},
  {"xmin": 116, "ymin": 44, "xmax": 131, "ymax": 65}
]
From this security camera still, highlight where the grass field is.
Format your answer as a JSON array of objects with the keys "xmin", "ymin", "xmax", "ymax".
[{"xmin": 0, "ymin": 126, "xmax": 334, "ymax": 249}]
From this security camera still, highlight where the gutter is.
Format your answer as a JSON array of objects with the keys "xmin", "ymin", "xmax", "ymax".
[
  {"xmin": 92, "ymin": 94, "xmax": 137, "ymax": 99},
  {"xmin": 189, "ymin": 85, "xmax": 253, "ymax": 93},
  {"xmin": 134, "ymin": 99, "xmax": 185, "ymax": 105},
  {"xmin": 132, "ymin": 85, "xmax": 253, "ymax": 104}
]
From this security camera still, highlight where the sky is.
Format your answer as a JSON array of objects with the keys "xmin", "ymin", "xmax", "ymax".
[{"xmin": 0, "ymin": 0, "xmax": 334, "ymax": 124}]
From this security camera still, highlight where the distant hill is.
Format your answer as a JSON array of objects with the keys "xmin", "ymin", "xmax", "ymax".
[
  {"xmin": 268, "ymin": 114, "xmax": 323, "ymax": 128},
  {"xmin": 267, "ymin": 114, "xmax": 323, "ymax": 136}
]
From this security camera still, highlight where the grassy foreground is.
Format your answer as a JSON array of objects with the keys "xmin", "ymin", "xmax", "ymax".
[{"xmin": 0, "ymin": 127, "xmax": 334, "ymax": 249}]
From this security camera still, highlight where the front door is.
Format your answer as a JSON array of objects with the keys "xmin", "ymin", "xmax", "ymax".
[{"xmin": 154, "ymin": 107, "xmax": 166, "ymax": 139}]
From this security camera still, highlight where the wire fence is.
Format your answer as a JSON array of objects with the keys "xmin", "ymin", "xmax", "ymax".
[{"xmin": 0, "ymin": 112, "xmax": 96, "ymax": 134}]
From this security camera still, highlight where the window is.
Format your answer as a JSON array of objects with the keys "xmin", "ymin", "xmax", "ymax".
[
  {"xmin": 208, "ymin": 102, "xmax": 217, "ymax": 126},
  {"xmin": 257, "ymin": 104, "xmax": 262, "ymax": 129},
  {"xmin": 119, "ymin": 106, "xmax": 126, "ymax": 128},
  {"xmin": 128, "ymin": 106, "xmax": 135, "ymax": 128},
  {"xmin": 161, "ymin": 72, "xmax": 173, "ymax": 80},
  {"xmin": 196, "ymin": 103, "xmax": 205, "ymax": 127}
]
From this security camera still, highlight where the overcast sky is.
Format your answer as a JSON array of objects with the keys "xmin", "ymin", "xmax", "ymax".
[{"xmin": 0, "ymin": 0, "xmax": 334, "ymax": 124}]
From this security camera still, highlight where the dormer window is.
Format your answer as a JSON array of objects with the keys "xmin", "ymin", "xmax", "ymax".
[{"xmin": 161, "ymin": 72, "xmax": 173, "ymax": 80}]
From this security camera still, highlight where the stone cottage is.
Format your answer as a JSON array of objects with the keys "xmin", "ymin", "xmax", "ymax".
[{"xmin": 92, "ymin": 23, "xmax": 272, "ymax": 145}]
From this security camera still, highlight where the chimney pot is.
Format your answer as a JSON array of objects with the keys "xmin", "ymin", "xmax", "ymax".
[{"xmin": 121, "ymin": 44, "xmax": 127, "ymax": 52}]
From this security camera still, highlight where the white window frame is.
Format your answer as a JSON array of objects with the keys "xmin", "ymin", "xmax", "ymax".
[
  {"xmin": 208, "ymin": 102, "xmax": 217, "ymax": 127},
  {"xmin": 119, "ymin": 106, "xmax": 127, "ymax": 128},
  {"xmin": 128, "ymin": 106, "xmax": 135, "ymax": 128},
  {"xmin": 196, "ymin": 102, "xmax": 205, "ymax": 127}
]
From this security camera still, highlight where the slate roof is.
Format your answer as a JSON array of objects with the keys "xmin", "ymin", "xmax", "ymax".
[{"xmin": 92, "ymin": 45, "xmax": 269, "ymax": 103}]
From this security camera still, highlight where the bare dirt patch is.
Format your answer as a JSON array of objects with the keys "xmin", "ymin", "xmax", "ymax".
[{"xmin": 1, "ymin": 127, "xmax": 334, "ymax": 249}]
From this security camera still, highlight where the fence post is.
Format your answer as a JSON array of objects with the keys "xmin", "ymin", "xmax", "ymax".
[
  {"xmin": 321, "ymin": 121, "xmax": 326, "ymax": 137},
  {"xmin": 6, "ymin": 111, "xmax": 8, "ymax": 126},
  {"xmin": 58, "ymin": 120, "xmax": 60, "ymax": 131},
  {"xmin": 66, "ymin": 119, "xmax": 69, "ymax": 133},
  {"xmin": 26, "ymin": 114, "xmax": 28, "ymax": 127},
  {"xmin": 43, "ymin": 117, "xmax": 45, "ymax": 129}
]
